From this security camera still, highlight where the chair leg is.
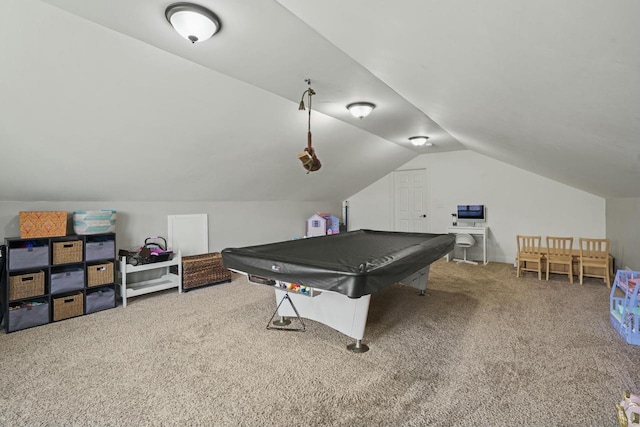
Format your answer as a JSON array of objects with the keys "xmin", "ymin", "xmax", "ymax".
[
  {"xmin": 538, "ymin": 261, "xmax": 542, "ymax": 280},
  {"xmin": 516, "ymin": 260, "xmax": 520, "ymax": 278},
  {"xmin": 568, "ymin": 262, "xmax": 573, "ymax": 284},
  {"xmin": 605, "ymin": 266, "xmax": 611, "ymax": 288},
  {"xmin": 546, "ymin": 260, "xmax": 550, "ymax": 281},
  {"xmin": 579, "ymin": 261, "xmax": 583, "ymax": 285}
]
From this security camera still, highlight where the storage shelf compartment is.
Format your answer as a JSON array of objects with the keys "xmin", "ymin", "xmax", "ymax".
[
  {"xmin": 7, "ymin": 300, "xmax": 50, "ymax": 332},
  {"xmin": 85, "ymin": 233, "xmax": 116, "ymax": 262},
  {"xmin": 122, "ymin": 256, "xmax": 180, "ymax": 273},
  {"xmin": 123, "ymin": 275, "xmax": 180, "ymax": 296},
  {"xmin": 86, "ymin": 285, "xmax": 116, "ymax": 314}
]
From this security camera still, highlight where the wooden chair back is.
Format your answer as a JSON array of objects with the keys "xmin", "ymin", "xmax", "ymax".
[
  {"xmin": 545, "ymin": 236, "xmax": 574, "ymax": 282},
  {"xmin": 579, "ymin": 238, "xmax": 609, "ymax": 261},
  {"xmin": 578, "ymin": 237, "xmax": 611, "ymax": 287},
  {"xmin": 516, "ymin": 235, "xmax": 543, "ymax": 279},
  {"xmin": 546, "ymin": 236, "xmax": 573, "ymax": 260},
  {"xmin": 517, "ymin": 235, "xmax": 541, "ymax": 257}
]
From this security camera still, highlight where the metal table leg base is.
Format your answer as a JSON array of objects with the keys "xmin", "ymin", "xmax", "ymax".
[
  {"xmin": 272, "ymin": 316, "xmax": 291, "ymax": 326},
  {"xmin": 267, "ymin": 293, "xmax": 305, "ymax": 332},
  {"xmin": 347, "ymin": 339, "xmax": 369, "ymax": 353}
]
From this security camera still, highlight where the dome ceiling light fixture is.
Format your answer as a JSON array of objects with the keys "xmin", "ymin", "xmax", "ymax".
[
  {"xmin": 409, "ymin": 136, "xmax": 432, "ymax": 147},
  {"xmin": 346, "ymin": 102, "xmax": 376, "ymax": 119},
  {"xmin": 165, "ymin": 3, "xmax": 221, "ymax": 44}
]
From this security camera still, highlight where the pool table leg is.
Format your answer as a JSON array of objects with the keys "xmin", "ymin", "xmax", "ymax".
[
  {"xmin": 266, "ymin": 293, "xmax": 305, "ymax": 331},
  {"xmin": 401, "ymin": 265, "xmax": 431, "ymax": 296},
  {"xmin": 347, "ymin": 339, "xmax": 369, "ymax": 353},
  {"xmin": 272, "ymin": 316, "xmax": 291, "ymax": 326}
]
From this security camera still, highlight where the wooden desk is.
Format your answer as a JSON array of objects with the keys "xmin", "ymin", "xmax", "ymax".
[{"xmin": 526, "ymin": 249, "xmax": 614, "ymax": 277}]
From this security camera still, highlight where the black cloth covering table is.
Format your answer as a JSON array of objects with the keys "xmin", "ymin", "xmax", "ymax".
[{"xmin": 221, "ymin": 229, "xmax": 455, "ymax": 298}]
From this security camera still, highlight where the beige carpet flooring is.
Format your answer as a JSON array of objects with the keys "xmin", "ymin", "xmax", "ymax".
[{"xmin": 1, "ymin": 259, "xmax": 638, "ymax": 426}]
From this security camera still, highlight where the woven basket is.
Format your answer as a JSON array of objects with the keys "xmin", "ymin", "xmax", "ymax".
[
  {"xmin": 53, "ymin": 292, "xmax": 84, "ymax": 321},
  {"xmin": 52, "ymin": 240, "xmax": 83, "ymax": 265},
  {"xmin": 87, "ymin": 262, "xmax": 114, "ymax": 287},
  {"xmin": 182, "ymin": 253, "xmax": 232, "ymax": 290},
  {"xmin": 9, "ymin": 271, "xmax": 45, "ymax": 301}
]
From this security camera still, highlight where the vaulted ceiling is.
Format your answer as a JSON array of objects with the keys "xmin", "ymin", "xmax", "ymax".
[{"xmin": 2, "ymin": 0, "xmax": 638, "ymax": 202}]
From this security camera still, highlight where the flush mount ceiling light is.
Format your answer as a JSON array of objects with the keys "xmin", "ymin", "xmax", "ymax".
[
  {"xmin": 409, "ymin": 136, "xmax": 431, "ymax": 147},
  {"xmin": 165, "ymin": 3, "xmax": 221, "ymax": 44},
  {"xmin": 346, "ymin": 102, "xmax": 376, "ymax": 119}
]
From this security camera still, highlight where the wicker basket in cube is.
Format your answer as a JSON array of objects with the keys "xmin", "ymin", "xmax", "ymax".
[
  {"xmin": 53, "ymin": 240, "xmax": 83, "ymax": 265},
  {"xmin": 53, "ymin": 292, "xmax": 84, "ymax": 321},
  {"xmin": 182, "ymin": 253, "xmax": 232, "ymax": 291},
  {"xmin": 9, "ymin": 271, "xmax": 45, "ymax": 301},
  {"xmin": 87, "ymin": 262, "xmax": 114, "ymax": 287}
]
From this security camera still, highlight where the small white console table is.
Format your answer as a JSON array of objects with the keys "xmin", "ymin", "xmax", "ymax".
[
  {"xmin": 117, "ymin": 251, "xmax": 182, "ymax": 307},
  {"xmin": 446, "ymin": 226, "xmax": 489, "ymax": 265}
]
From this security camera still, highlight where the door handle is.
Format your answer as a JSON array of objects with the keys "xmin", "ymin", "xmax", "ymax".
[{"xmin": 420, "ymin": 214, "xmax": 427, "ymax": 218}]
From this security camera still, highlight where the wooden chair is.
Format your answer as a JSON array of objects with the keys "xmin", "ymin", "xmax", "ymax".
[
  {"xmin": 516, "ymin": 235, "xmax": 543, "ymax": 280},
  {"xmin": 579, "ymin": 238, "xmax": 611, "ymax": 287},
  {"xmin": 545, "ymin": 236, "xmax": 574, "ymax": 283}
]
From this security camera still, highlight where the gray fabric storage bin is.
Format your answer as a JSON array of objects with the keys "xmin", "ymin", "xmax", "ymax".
[
  {"xmin": 9, "ymin": 246, "xmax": 49, "ymax": 270},
  {"xmin": 85, "ymin": 288, "xmax": 115, "ymax": 314},
  {"xmin": 85, "ymin": 241, "xmax": 115, "ymax": 261},
  {"xmin": 8, "ymin": 303, "xmax": 49, "ymax": 332},
  {"xmin": 51, "ymin": 267, "xmax": 85, "ymax": 294}
]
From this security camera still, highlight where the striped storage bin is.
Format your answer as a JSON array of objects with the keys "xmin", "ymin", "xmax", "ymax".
[{"xmin": 73, "ymin": 210, "xmax": 116, "ymax": 235}]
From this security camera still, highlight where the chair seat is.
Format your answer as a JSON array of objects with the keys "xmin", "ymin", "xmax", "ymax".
[
  {"xmin": 455, "ymin": 233, "xmax": 476, "ymax": 248},
  {"xmin": 581, "ymin": 257, "xmax": 607, "ymax": 266},
  {"xmin": 454, "ymin": 233, "xmax": 477, "ymax": 265},
  {"xmin": 547, "ymin": 255, "xmax": 572, "ymax": 262}
]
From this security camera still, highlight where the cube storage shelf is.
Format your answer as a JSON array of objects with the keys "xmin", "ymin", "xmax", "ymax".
[
  {"xmin": 610, "ymin": 269, "xmax": 640, "ymax": 346},
  {"xmin": 2, "ymin": 233, "xmax": 117, "ymax": 333}
]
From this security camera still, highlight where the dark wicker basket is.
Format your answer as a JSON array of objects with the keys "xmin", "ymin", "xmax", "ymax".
[{"xmin": 182, "ymin": 253, "xmax": 231, "ymax": 290}]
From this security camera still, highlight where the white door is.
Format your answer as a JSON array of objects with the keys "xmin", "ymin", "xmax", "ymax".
[{"xmin": 394, "ymin": 169, "xmax": 429, "ymax": 232}]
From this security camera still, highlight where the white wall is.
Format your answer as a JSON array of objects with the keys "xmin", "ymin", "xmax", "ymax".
[
  {"xmin": 346, "ymin": 175, "xmax": 394, "ymax": 232},
  {"xmin": 346, "ymin": 151, "xmax": 606, "ymax": 264},
  {"xmin": 606, "ymin": 198, "xmax": 640, "ymax": 271},
  {"xmin": 0, "ymin": 201, "xmax": 342, "ymax": 253}
]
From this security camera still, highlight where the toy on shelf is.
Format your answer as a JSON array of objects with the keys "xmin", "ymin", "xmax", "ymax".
[
  {"xmin": 610, "ymin": 270, "xmax": 640, "ymax": 346},
  {"xmin": 275, "ymin": 281, "xmax": 314, "ymax": 297},
  {"xmin": 118, "ymin": 236, "xmax": 173, "ymax": 266}
]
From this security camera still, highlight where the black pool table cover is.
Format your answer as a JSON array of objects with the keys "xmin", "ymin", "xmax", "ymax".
[{"xmin": 221, "ymin": 229, "xmax": 455, "ymax": 298}]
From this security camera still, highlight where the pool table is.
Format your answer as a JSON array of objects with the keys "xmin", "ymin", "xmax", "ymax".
[{"xmin": 221, "ymin": 229, "xmax": 455, "ymax": 352}]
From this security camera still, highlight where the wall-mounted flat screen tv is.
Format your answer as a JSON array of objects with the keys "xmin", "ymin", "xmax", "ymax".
[{"xmin": 457, "ymin": 205, "xmax": 485, "ymax": 221}]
